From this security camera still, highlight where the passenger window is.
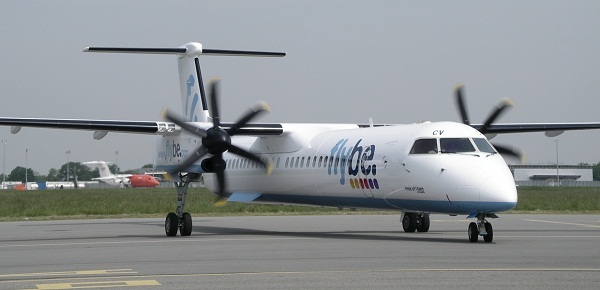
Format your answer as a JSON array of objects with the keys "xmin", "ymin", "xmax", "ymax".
[
  {"xmin": 410, "ymin": 139, "xmax": 438, "ymax": 154},
  {"xmin": 473, "ymin": 138, "xmax": 496, "ymax": 153},
  {"xmin": 440, "ymin": 138, "xmax": 475, "ymax": 153}
]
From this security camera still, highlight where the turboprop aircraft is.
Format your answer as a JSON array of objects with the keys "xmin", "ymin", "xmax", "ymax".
[{"xmin": 2, "ymin": 42, "xmax": 600, "ymax": 243}]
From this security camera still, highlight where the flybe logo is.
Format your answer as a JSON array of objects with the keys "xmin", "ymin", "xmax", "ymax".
[
  {"xmin": 185, "ymin": 75, "xmax": 200, "ymax": 122},
  {"xmin": 328, "ymin": 139, "xmax": 379, "ymax": 190},
  {"xmin": 158, "ymin": 139, "xmax": 189, "ymax": 162}
]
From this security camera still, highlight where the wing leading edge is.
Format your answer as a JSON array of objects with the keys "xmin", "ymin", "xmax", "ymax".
[
  {"xmin": 470, "ymin": 123, "xmax": 600, "ymax": 137},
  {"xmin": 1, "ymin": 117, "xmax": 599, "ymax": 139},
  {"xmin": 0, "ymin": 117, "xmax": 283, "ymax": 139}
]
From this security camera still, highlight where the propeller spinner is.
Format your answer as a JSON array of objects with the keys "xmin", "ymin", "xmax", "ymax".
[{"xmin": 162, "ymin": 79, "xmax": 273, "ymax": 204}]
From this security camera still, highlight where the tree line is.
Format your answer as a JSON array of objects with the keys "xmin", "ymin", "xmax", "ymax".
[{"xmin": 1, "ymin": 162, "xmax": 153, "ymax": 183}]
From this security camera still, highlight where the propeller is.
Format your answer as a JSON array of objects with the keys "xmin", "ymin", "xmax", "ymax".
[
  {"xmin": 162, "ymin": 79, "xmax": 273, "ymax": 204},
  {"xmin": 454, "ymin": 83, "xmax": 524, "ymax": 163}
]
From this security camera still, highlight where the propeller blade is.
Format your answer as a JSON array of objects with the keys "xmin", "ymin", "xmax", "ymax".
[
  {"xmin": 209, "ymin": 79, "xmax": 221, "ymax": 128},
  {"xmin": 171, "ymin": 146, "xmax": 210, "ymax": 174},
  {"xmin": 161, "ymin": 108, "xmax": 207, "ymax": 138},
  {"xmin": 213, "ymin": 160, "xmax": 228, "ymax": 206},
  {"xmin": 454, "ymin": 83, "xmax": 470, "ymax": 125},
  {"xmin": 227, "ymin": 102, "xmax": 271, "ymax": 136},
  {"xmin": 480, "ymin": 98, "xmax": 514, "ymax": 135},
  {"xmin": 228, "ymin": 144, "xmax": 273, "ymax": 174},
  {"xmin": 493, "ymin": 143, "xmax": 525, "ymax": 164}
]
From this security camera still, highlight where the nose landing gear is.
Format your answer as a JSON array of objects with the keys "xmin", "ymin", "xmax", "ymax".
[{"xmin": 468, "ymin": 213, "xmax": 495, "ymax": 243}]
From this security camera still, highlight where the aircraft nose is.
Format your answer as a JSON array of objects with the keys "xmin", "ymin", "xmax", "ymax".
[{"xmin": 479, "ymin": 173, "xmax": 518, "ymax": 212}]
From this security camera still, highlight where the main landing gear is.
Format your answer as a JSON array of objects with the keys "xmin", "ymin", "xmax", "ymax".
[
  {"xmin": 165, "ymin": 173, "xmax": 198, "ymax": 237},
  {"xmin": 401, "ymin": 212, "xmax": 430, "ymax": 233},
  {"xmin": 468, "ymin": 213, "xmax": 495, "ymax": 243}
]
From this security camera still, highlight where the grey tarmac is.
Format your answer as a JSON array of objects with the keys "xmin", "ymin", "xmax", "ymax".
[{"xmin": 0, "ymin": 214, "xmax": 598, "ymax": 289}]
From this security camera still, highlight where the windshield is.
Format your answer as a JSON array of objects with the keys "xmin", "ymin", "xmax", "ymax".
[
  {"xmin": 410, "ymin": 138, "xmax": 438, "ymax": 154},
  {"xmin": 473, "ymin": 138, "xmax": 496, "ymax": 153},
  {"xmin": 440, "ymin": 138, "xmax": 475, "ymax": 153}
]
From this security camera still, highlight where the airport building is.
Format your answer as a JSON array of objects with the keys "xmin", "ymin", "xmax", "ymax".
[{"xmin": 509, "ymin": 164, "xmax": 595, "ymax": 186}]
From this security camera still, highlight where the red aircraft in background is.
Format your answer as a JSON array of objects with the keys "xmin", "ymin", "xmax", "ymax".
[
  {"xmin": 83, "ymin": 161, "xmax": 160, "ymax": 188},
  {"xmin": 129, "ymin": 174, "xmax": 161, "ymax": 188}
]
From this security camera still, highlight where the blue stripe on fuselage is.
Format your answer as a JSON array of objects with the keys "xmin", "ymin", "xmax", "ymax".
[{"xmin": 247, "ymin": 193, "xmax": 516, "ymax": 214}]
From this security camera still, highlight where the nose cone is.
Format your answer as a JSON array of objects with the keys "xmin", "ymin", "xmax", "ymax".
[{"xmin": 479, "ymin": 168, "xmax": 518, "ymax": 212}]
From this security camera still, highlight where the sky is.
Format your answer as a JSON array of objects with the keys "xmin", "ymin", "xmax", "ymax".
[{"xmin": 1, "ymin": 1, "xmax": 600, "ymax": 175}]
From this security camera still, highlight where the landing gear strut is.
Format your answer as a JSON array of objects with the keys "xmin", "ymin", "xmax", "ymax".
[
  {"xmin": 401, "ymin": 212, "xmax": 430, "ymax": 233},
  {"xmin": 468, "ymin": 213, "xmax": 494, "ymax": 243},
  {"xmin": 165, "ymin": 173, "xmax": 197, "ymax": 237}
]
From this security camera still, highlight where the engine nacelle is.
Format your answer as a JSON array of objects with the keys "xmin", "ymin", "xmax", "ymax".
[{"xmin": 201, "ymin": 156, "xmax": 226, "ymax": 173}]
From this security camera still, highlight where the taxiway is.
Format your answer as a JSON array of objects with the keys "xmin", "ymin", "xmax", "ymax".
[{"xmin": 0, "ymin": 214, "xmax": 598, "ymax": 289}]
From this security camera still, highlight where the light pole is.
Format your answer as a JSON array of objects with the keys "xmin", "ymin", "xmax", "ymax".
[
  {"xmin": 66, "ymin": 150, "xmax": 71, "ymax": 181},
  {"xmin": 25, "ymin": 148, "xmax": 28, "ymax": 189},
  {"xmin": 555, "ymin": 140, "xmax": 560, "ymax": 186},
  {"xmin": 2, "ymin": 139, "xmax": 6, "ymax": 189},
  {"xmin": 115, "ymin": 150, "xmax": 119, "ymax": 173}
]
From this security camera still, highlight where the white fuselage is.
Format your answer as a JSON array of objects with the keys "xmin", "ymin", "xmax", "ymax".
[{"xmin": 156, "ymin": 121, "xmax": 518, "ymax": 215}]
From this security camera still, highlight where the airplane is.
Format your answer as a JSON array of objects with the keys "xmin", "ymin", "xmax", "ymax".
[
  {"xmin": 2, "ymin": 42, "xmax": 600, "ymax": 242},
  {"xmin": 83, "ymin": 161, "xmax": 160, "ymax": 188}
]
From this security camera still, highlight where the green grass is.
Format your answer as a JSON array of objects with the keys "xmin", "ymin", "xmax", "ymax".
[
  {"xmin": 0, "ymin": 186, "xmax": 598, "ymax": 221},
  {"xmin": 0, "ymin": 188, "xmax": 347, "ymax": 221},
  {"xmin": 511, "ymin": 186, "xmax": 600, "ymax": 213}
]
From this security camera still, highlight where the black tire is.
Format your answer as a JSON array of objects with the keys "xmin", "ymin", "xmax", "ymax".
[
  {"xmin": 483, "ymin": 222, "xmax": 493, "ymax": 243},
  {"xmin": 165, "ymin": 212, "xmax": 178, "ymax": 237},
  {"xmin": 416, "ymin": 213, "xmax": 430, "ymax": 232},
  {"xmin": 180, "ymin": 212, "xmax": 193, "ymax": 236},
  {"xmin": 468, "ymin": 222, "xmax": 479, "ymax": 243},
  {"xmin": 402, "ymin": 213, "xmax": 417, "ymax": 232}
]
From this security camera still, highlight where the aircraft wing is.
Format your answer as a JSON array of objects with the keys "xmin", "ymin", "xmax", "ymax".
[
  {"xmin": 0, "ymin": 117, "xmax": 283, "ymax": 139},
  {"xmin": 2, "ymin": 117, "xmax": 599, "ymax": 139},
  {"xmin": 469, "ymin": 123, "xmax": 600, "ymax": 137},
  {"xmin": 114, "ymin": 174, "xmax": 133, "ymax": 178},
  {"xmin": 92, "ymin": 176, "xmax": 119, "ymax": 181}
]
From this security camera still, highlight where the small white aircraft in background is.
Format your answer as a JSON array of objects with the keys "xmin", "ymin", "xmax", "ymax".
[
  {"xmin": 83, "ymin": 161, "xmax": 160, "ymax": 188},
  {"xmin": 2, "ymin": 42, "xmax": 600, "ymax": 242}
]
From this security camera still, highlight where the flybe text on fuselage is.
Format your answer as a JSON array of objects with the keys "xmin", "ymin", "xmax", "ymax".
[{"xmin": 328, "ymin": 138, "xmax": 378, "ymax": 190}]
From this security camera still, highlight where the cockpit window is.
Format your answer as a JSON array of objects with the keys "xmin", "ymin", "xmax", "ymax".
[
  {"xmin": 473, "ymin": 138, "xmax": 496, "ymax": 153},
  {"xmin": 440, "ymin": 138, "xmax": 475, "ymax": 153},
  {"xmin": 410, "ymin": 138, "xmax": 438, "ymax": 154}
]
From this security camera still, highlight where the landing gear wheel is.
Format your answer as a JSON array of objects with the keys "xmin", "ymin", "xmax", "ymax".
[
  {"xmin": 483, "ymin": 222, "xmax": 493, "ymax": 243},
  {"xmin": 468, "ymin": 222, "xmax": 478, "ymax": 243},
  {"xmin": 180, "ymin": 212, "xmax": 193, "ymax": 236},
  {"xmin": 416, "ymin": 213, "xmax": 430, "ymax": 232},
  {"xmin": 165, "ymin": 212, "xmax": 178, "ymax": 237},
  {"xmin": 402, "ymin": 213, "xmax": 417, "ymax": 232}
]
